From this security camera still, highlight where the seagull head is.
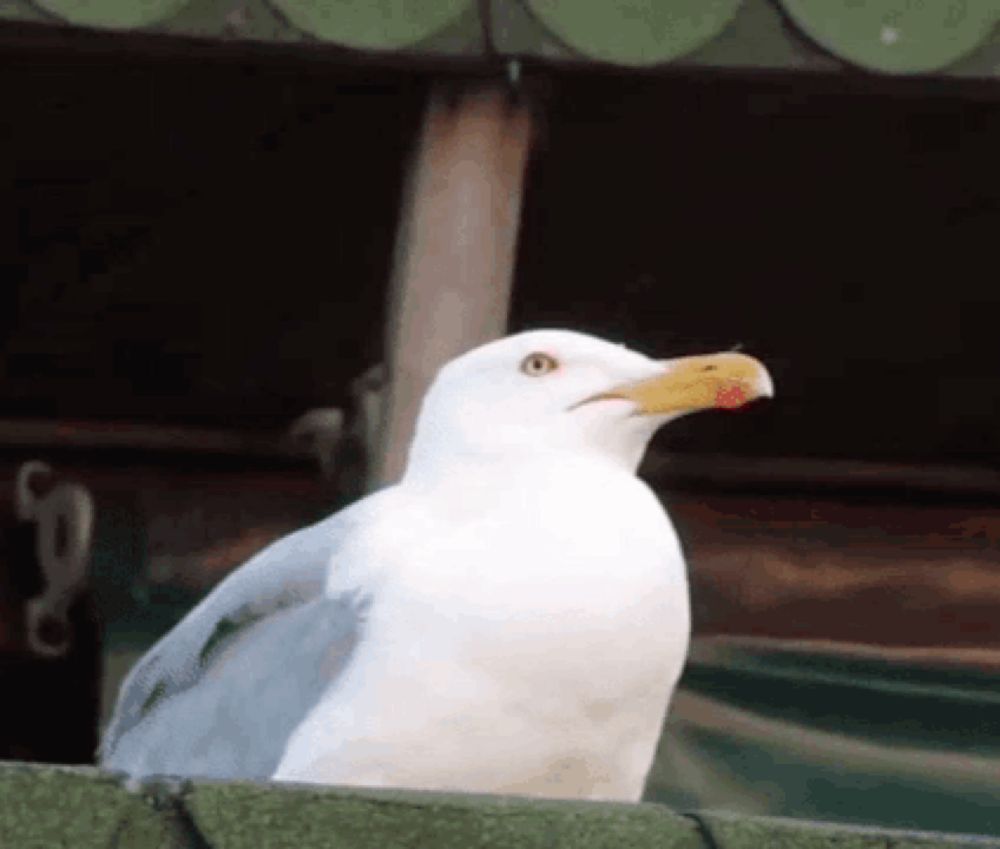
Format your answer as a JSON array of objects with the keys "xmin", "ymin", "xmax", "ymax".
[{"xmin": 405, "ymin": 329, "xmax": 774, "ymax": 478}]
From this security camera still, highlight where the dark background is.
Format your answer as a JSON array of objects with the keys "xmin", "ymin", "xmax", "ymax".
[{"xmin": 2, "ymin": 47, "xmax": 999, "ymax": 472}]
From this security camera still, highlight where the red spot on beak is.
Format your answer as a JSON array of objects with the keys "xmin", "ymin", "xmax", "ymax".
[{"xmin": 715, "ymin": 384, "xmax": 748, "ymax": 409}]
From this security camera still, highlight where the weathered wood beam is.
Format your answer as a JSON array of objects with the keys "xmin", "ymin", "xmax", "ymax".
[
  {"xmin": 642, "ymin": 452, "xmax": 1000, "ymax": 498},
  {"xmin": 3, "ymin": 415, "xmax": 1000, "ymax": 501},
  {"xmin": 373, "ymin": 81, "xmax": 535, "ymax": 488},
  {"xmin": 0, "ymin": 418, "xmax": 293, "ymax": 459}
]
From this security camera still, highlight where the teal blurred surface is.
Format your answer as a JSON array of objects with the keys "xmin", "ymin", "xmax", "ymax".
[{"xmin": 647, "ymin": 639, "xmax": 1000, "ymax": 837}]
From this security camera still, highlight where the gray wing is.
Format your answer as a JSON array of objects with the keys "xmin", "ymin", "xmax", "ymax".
[{"xmin": 100, "ymin": 492, "xmax": 384, "ymax": 779}]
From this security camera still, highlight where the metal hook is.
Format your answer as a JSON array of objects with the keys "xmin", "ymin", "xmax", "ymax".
[
  {"xmin": 25, "ymin": 481, "xmax": 95, "ymax": 658},
  {"xmin": 15, "ymin": 460, "xmax": 53, "ymax": 523}
]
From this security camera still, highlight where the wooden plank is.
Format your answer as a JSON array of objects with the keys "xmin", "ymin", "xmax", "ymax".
[
  {"xmin": 373, "ymin": 81, "xmax": 535, "ymax": 488},
  {"xmin": 671, "ymin": 490, "xmax": 1000, "ymax": 648},
  {"xmin": 692, "ymin": 634, "xmax": 1000, "ymax": 673},
  {"xmin": 0, "ymin": 417, "xmax": 296, "ymax": 459},
  {"xmin": 3, "ymin": 414, "xmax": 1000, "ymax": 501},
  {"xmin": 643, "ymin": 451, "xmax": 1000, "ymax": 499}
]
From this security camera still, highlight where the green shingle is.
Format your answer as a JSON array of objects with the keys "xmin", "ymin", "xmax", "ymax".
[
  {"xmin": 32, "ymin": 0, "xmax": 193, "ymax": 29},
  {"xmin": 0, "ymin": 0, "xmax": 999, "ymax": 77},
  {"xmin": 524, "ymin": 0, "xmax": 743, "ymax": 66},
  {"xmin": 269, "ymin": 0, "xmax": 471, "ymax": 51},
  {"xmin": 782, "ymin": 0, "xmax": 1000, "ymax": 74}
]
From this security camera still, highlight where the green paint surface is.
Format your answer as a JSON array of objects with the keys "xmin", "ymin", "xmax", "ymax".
[
  {"xmin": 32, "ymin": 0, "xmax": 194, "ymax": 28},
  {"xmin": 781, "ymin": 0, "xmax": 1000, "ymax": 73},
  {"xmin": 526, "ymin": 0, "xmax": 743, "ymax": 66},
  {"xmin": 268, "ymin": 0, "xmax": 471, "ymax": 49}
]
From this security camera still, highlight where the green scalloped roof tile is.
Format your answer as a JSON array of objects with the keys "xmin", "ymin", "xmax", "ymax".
[
  {"xmin": 489, "ymin": 0, "xmax": 580, "ymax": 62},
  {"xmin": 158, "ymin": 0, "xmax": 306, "ymax": 45},
  {"xmin": 267, "ymin": 0, "xmax": 472, "ymax": 51},
  {"xmin": 0, "ymin": 0, "xmax": 49, "ymax": 22},
  {"xmin": 680, "ymin": 0, "xmax": 841, "ymax": 73},
  {"xmin": 406, "ymin": 3, "xmax": 488, "ymax": 59},
  {"xmin": 4, "ymin": 0, "xmax": 1000, "ymax": 81},
  {"xmin": 779, "ymin": 0, "xmax": 1000, "ymax": 74},
  {"xmin": 32, "ymin": 0, "xmax": 195, "ymax": 29},
  {"xmin": 524, "ymin": 0, "xmax": 744, "ymax": 67},
  {"xmin": 946, "ymin": 25, "xmax": 1000, "ymax": 75}
]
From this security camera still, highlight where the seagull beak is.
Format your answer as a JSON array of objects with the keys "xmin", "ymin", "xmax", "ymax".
[{"xmin": 594, "ymin": 352, "xmax": 774, "ymax": 416}]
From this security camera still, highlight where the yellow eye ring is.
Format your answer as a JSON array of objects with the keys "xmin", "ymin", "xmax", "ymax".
[{"xmin": 520, "ymin": 352, "xmax": 558, "ymax": 377}]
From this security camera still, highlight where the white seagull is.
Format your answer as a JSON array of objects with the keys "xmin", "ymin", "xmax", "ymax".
[{"xmin": 100, "ymin": 329, "xmax": 773, "ymax": 802}]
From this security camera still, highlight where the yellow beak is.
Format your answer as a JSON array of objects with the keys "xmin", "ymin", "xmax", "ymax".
[{"xmin": 592, "ymin": 352, "xmax": 773, "ymax": 416}]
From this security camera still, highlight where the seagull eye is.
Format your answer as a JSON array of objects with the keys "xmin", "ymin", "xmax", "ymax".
[{"xmin": 520, "ymin": 352, "xmax": 558, "ymax": 377}]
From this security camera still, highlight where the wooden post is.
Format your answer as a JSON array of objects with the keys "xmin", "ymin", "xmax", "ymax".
[{"xmin": 373, "ymin": 81, "xmax": 535, "ymax": 488}]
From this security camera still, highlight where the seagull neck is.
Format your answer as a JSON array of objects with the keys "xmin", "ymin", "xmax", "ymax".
[
  {"xmin": 402, "ymin": 452, "xmax": 522, "ymax": 492},
  {"xmin": 401, "ymin": 447, "xmax": 634, "ymax": 498}
]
